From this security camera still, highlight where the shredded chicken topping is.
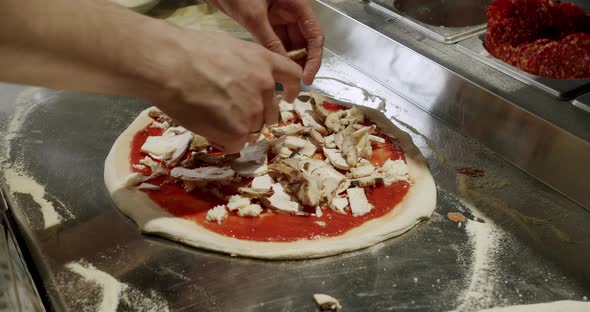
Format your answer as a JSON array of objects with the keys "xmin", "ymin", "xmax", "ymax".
[{"xmin": 130, "ymin": 92, "xmax": 412, "ymax": 224}]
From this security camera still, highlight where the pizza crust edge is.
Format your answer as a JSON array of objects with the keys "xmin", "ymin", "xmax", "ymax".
[{"xmin": 104, "ymin": 104, "xmax": 436, "ymax": 260}]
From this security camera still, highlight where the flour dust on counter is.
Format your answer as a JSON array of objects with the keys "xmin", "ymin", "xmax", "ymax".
[
  {"xmin": 2, "ymin": 167, "xmax": 66, "ymax": 229},
  {"xmin": 451, "ymin": 199, "xmax": 505, "ymax": 312},
  {"xmin": 65, "ymin": 260, "xmax": 169, "ymax": 312},
  {"xmin": 0, "ymin": 87, "xmax": 72, "ymax": 229}
]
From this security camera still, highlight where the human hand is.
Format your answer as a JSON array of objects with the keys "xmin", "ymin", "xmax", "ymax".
[
  {"xmin": 147, "ymin": 29, "xmax": 301, "ymax": 154},
  {"xmin": 208, "ymin": 0, "xmax": 324, "ymax": 85}
]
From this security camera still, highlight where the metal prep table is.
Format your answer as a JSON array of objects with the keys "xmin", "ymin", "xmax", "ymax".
[{"xmin": 1, "ymin": 1, "xmax": 589, "ymax": 311}]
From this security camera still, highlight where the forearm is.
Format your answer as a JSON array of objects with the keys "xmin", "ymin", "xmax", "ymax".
[{"xmin": 0, "ymin": 0, "xmax": 174, "ymax": 97}]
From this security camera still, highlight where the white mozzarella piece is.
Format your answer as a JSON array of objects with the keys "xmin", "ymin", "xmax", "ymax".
[
  {"xmin": 237, "ymin": 204, "xmax": 263, "ymax": 217},
  {"xmin": 381, "ymin": 159, "xmax": 410, "ymax": 184},
  {"xmin": 205, "ymin": 205, "xmax": 228, "ymax": 224},
  {"xmin": 227, "ymin": 195, "xmax": 251, "ymax": 211},
  {"xmin": 141, "ymin": 136, "xmax": 177, "ymax": 159},
  {"xmin": 347, "ymin": 187, "xmax": 373, "ymax": 216},
  {"xmin": 329, "ymin": 196, "xmax": 348, "ymax": 214}
]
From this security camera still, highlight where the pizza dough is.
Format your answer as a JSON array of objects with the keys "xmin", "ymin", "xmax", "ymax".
[
  {"xmin": 480, "ymin": 300, "xmax": 590, "ymax": 312},
  {"xmin": 104, "ymin": 97, "xmax": 436, "ymax": 259}
]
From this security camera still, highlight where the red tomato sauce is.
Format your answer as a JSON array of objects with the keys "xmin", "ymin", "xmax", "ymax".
[
  {"xmin": 129, "ymin": 105, "xmax": 410, "ymax": 242},
  {"xmin": 322, "ymin": 101, "xmax": 347, "ymax": 112}
]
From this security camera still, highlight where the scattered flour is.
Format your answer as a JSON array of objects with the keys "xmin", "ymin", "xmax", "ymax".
[
  {"xmin": 66, "ymin": 260, "xmax": 170, "ymax": 312},
  {"xmin": 452, "ymin": 175, "xmax": 505, "ymax": 311},
  {"xmin": 1, "ymin": 88, "xmax": 42, "ymax": 162},
  {"xmin": 3, "ymin": 168, "xmax": 62, "ymax": 228},
  {"xmin": 0, "ymin": 88, "xmax": 70, "ymax": 228},
  {"xmin": 66, "ymin": 262, "xmax": 123, "ymax": 312},
  {"xmin": 453, "ymin": 206, "xmax": 504, "ymax": 311}
]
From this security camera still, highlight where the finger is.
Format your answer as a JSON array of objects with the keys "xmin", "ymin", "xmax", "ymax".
[
  {"xmin": 208, "ymin": 141, "xmax": 225, "ymax": 153},
  {"xmin": 267, "ymin": 52, "xmax": 302, "ymax": 102},
  {"xmin": 262, "ymin": 89, "xmax": 279, "ymax": 126},
  {"xmin": 248, "ymin": 19, "xmax": 288, "ymax": 56},
  {"xmin": 297, "ymin": 11, "xmax": 324, "ymax": 85},
  {"xmin": 248, "ymin": 96, "xmax": 265, "ymax": 133},
  {"xmin": 215, "ymin": 136, "xmax": 248, "ymax": 154},
  {"xmin": 206, "ymin": 0, "xmax": 226, "ymax": 14},
  {"xmin": 274, "ymin": 25, "xmax": 292, "ymax": 51},
  {"xmin": 287, "ymin": 24, "xmax": 306, "ymax": 50}
]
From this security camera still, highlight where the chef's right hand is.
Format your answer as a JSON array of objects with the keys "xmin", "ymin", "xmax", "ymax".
[{"xmin": 147, "ymin": 30, "xmax": 302, "ymax": 154}]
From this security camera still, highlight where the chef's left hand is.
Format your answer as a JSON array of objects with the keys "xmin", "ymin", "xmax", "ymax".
[{"xmin": 208, "ymin": 0, "xmax": 324, "ymax": 85}]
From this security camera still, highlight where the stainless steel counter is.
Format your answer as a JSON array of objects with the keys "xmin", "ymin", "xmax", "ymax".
[{"xmin": 0, "ymin": 1, "xmax": 589, "ymax": 311}]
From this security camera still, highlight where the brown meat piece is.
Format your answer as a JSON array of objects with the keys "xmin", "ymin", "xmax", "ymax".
[
  {"xmin": 181, "ymin": 152, "xmax": 239, "ymax": 168},
  {"xmin": 447, "ymin": 212, "xmax": 466, "ymax": 223}
]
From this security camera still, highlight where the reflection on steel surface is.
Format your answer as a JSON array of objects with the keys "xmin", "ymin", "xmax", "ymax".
[
  {"xmin": 456, "ymin": 35, "xmax": 590, "ymax": 100},
  {"xmin": 393, "ymin": 0, "xmax": 488, "ymax": 28},
  {"xmin": 314, "ymin": 0, "xmax": 590, "ymax": 211},
  {"xmin": 573, "ymin": 93, "xmax": 590, "ymax": 114},
  {"xmin": 370, "ymin": 0, "xmax": 490, "ymax": 43},
  {"xmin": 0, "ymin": 208, "xmax": 44, "ymax": 311}
]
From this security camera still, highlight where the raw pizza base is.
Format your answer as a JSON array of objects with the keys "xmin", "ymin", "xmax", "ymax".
[{"xmin": 104, "ymin": 101, "xmax": 437, "ymax": 259}]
